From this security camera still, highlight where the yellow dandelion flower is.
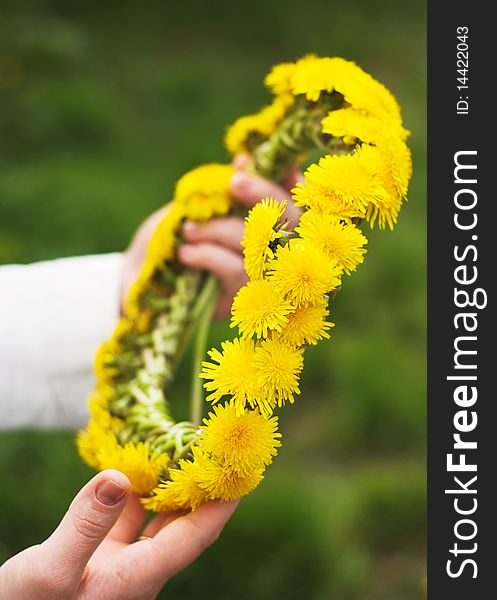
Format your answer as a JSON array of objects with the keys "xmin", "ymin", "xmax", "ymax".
[
  {"xmin": 332, "ymin": 62, "xmax": 402, "ymax": 125},
  {"xmin": 291, "ymin": 55, "xmax": 402, "ymax": 124},
  {"xmin": 254, "ymin": 339, "xmax": 304, "ymax": 411},
  {"xmin": 124, "ymin": 259, "xmax": 157, "ymax": 318},
  {"xmin": 225, "ymin": 115, "xmax": 265, "ymax": 156},
  {"xmin": 112, "ymin": 318, "xmax": 133, "ymax": 342},
  {"xmin": 363, "ymin": 153, "xmax": 401, "ymax": 230},
  {"xmin": 94, "ymin": 338, "xmax": 122, "ymax": 384},
  {"xmin": 321, "ymin": 107, "xmax": 409, "ymax": 146},
  {"xmin": 264, "ymin": 61, "xmax": 297, "ymax": 95},
  {"xmin": 296, "ymin": 210, "xmax": 368, "ymax": 274},
  {"xmin": 382, "ymin": 135, "xmax": 412, "ymax": 199},
  {"xmin": 242, "ymin": 197, "xmax": 286, "ymax": 280},
  {"xmin": 200, "ymin": 402, "xmax": 282, "ymax": 474},
  {"xmin": 146, "ymin": 204, "xmax": 183, "ymax": 269},
  {"xmin": 90, "ymin": 383, "xmax": 114, "ymax": 408},
  {"xmin": 290, "ymin": 54, "xmax": 341, "ymax": 101},
  {"xmin": 99, "ymin": 442, "xmax": 169, "ymax": 496},
  {"xmin": 141, "ymin": 481, "xmax": 184, "ymax": 514},
  {"xmin": 76, "ymin": 419, "xmax": 120, "ymax": 470},
  {"xmin": 87, "ymin": 388, "xmax": 121, "ymax": 429},
  {"xmin": 320, "ymin": 108, "xmax": 412, "ymax": 227},
  {"xmin": 356, "ymin": 144, "xmax": 411, "ymax": 230},
  {"xmin": 200, "ymin": 337, "xmax": 261, "ymax": 413},
  {"xmin": 87, "ymin": 398, "xmax": 116, "ymax": 430},
  {"xmin": 225, "ymin": 95, "xmax": 293, "ymax": 155},
  {"xmin": 231, "ymin": 279, "xmax": 293, "ymax": 339},
  {"xmin": 196, "ymin": 458, "xmax": 264, "ymax": 502},
  {"xmin": 278, "ymin": 302, "xmax": 334, "ymax": 347},
  {"xmin": 143, "ymin": 448, "xmax": 209, "ymax": 512},
  {"xmin": 173, "ymin": 163, "xmax": 234, "ymax": 222},
  {"xmin": 292, "ymin": 178, "xmax": 367, "ymax": 220},
  {"xmin": 134, "ymin": 309, "xmax": 153, "ymax": 334},
  {"xmin": 268, "ymin": 239, "xmax": 342, "ymax": 306},
  {"xmin": 292, "ymin": 152, "xmax": 390, "ymax": 219}
]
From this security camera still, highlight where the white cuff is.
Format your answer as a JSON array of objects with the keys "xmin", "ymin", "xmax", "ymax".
[{"xmin": 0, "ymin": 253, "xmax": 123, "ymax": 430}]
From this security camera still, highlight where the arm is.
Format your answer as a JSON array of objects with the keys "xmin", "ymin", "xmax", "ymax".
[{"xmin": 0, "ymin": 253, "xmax": 123, "ymax": 430}]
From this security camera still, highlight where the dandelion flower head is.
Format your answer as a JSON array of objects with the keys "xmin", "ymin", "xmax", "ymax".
[
  {"xmin": 242, "ymin": 197, "xmax": 286, "ymax": 280},
  {"xmin": 200, "ymin": 401, "xmax": 282, "ymax": 474},
  {"xmin": 231, "ymin": 279, "xmax": 293, "ymax": 339}
]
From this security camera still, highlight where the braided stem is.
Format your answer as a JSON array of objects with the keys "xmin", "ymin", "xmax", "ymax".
[{"xmin": 110, "ymin": 90, "xmax": 349, "ymax": 469}]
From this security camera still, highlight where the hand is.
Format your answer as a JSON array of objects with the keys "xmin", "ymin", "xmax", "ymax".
[
  {"xmin": 0, "ymin": 470, "xmax": 238, "ymax": 600},
  {"xmin": 178, "ymin": 154, "xmax": 302, "ymax": 318},
  {"xmin": 122, "ymin": 155, "xmax": 302, "ymax": 319}
]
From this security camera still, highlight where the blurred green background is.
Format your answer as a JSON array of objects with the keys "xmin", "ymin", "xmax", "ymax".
[{"xmin": 0, "ymin": 0, "xmax": 426, "ymax": 598}]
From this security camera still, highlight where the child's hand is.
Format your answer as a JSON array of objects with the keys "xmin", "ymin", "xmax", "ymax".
[
  {"xmin": 122, "ymin": 155, "xmax": 302, "ymax": 319},
  {"xmin": 178, "ymin": 154, "xmax": 302, "ymax": 318}
]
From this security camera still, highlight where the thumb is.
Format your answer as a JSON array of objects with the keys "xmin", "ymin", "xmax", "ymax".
[{"xmin": 41, "ymin": 469, "xmax": 130, "ymax": 588}]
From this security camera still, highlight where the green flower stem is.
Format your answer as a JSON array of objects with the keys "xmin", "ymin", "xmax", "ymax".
[
  {"xmin": 115, "ymin": 270, "xmax": 218, "ymax": 461},
  {"xmin": 111, "ymin": 269, "xmax": 203, "ymax": 445},
  {"xmin": 190, "ymin": 275, "xmax": 220, "ymax": 426},
  {"xmin": 150, "ymin": 421, "xmax": 199, "ymax": 462},
  {"xmin": 172, "ymin": 271, "xmax": 215, "ymax": 373},
  {"xmin": 253, "ymin": 92, "xmax": 347, "ymax": 182}
]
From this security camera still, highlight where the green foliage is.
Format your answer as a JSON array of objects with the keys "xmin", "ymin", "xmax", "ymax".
[{"xmin": 0, "ymin": 1, "xmax": 426, "ymax": 597}]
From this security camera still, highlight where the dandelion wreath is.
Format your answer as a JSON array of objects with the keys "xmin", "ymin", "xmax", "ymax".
[{"xmin": 77, "ymin": 55, "xmax": 412, "ymax": 512}]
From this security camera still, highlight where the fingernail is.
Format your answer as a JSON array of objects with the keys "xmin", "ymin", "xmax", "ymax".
[
  {"xmin": 183, "ymin": 221, "xmax": 197, "ymax": 236},
  {"xmin": 231, "ymin": 171, "xmax": 252, "ymax": 194},
  {"xmin": 96, "ymin": 480, "xmax": 126, "ymax": 506}
]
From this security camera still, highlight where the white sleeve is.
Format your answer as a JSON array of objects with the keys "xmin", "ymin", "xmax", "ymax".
[{"xmin": 0, "ymin": 253, "xmax": 123, "ymax": 430}]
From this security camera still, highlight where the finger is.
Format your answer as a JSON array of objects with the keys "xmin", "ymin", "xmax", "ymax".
[
  {"xmin": 178, "ymin": 243, "xmax": 247, "ymax": 319},
  {"xmin": 150, "ymin": 500, "xmax": 240, "ymax": 579},
  {"xmin": 41, "ymin": 470, "xmax": 130, "ymax": 588},
  {"xmin": 129, "ymin": 500, "xmax": 240, "ymax": 591},
  {"xmin": 182, "ymin": 218, "xmax": 245, "ymax": 254},
  {"xmin": 141, "ymin": 510, "xmax": 188, "ymax": 538},
  {"xmin": 109, "ymin": 494, "xmax": 148, "ymax": 543},
  {"xmin": 178, "ymin": 243, "xmax": 246, "ymax": 286},
  {"xmin": 232, "ymin": 153, "xmax": 253, "ymax": 169},
  {"xmin": 230, "ymin": 171, "xmax": 301, "ymax": 225},
  {"xmin": 230, "ymin": 171, "xmax": 291, "ymax": 207}
]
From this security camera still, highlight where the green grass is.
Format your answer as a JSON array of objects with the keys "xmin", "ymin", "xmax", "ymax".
[{"xmin": 0, "ymin": 1, "xmax": 426, "ymax": 597}]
